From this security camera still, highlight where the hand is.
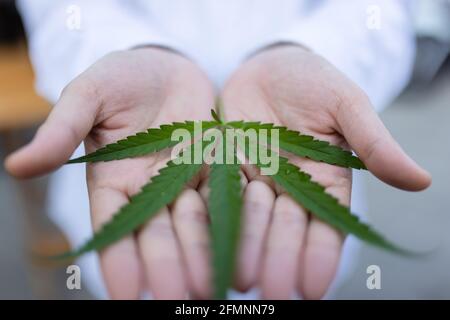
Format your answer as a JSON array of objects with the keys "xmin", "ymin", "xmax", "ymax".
[
  {"xmin": 5, "ymin": 47, "xmax": 216, "ymax": 299},
  {"xmin": 221, "ymin": 45, "xmax": 431, "ymax": 299}
]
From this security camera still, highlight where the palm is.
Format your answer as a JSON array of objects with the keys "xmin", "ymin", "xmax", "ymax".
[
  {"xmin": 222, "ymin": 45, "xmax": 430, "ymax": 300},
  {"xmin": 83, "ymin": 49, "xmax": 214, "ymax": 204}
]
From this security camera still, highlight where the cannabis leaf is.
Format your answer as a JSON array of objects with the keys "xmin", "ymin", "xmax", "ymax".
[
  {"xmin": 211, "ymin": 108, "xmax": 223, "ymax": 123},
  {"xmin": 55, "ymin": 109, "xmax": 411, "ymax": 299},
  {"xmin": 68, "ymin": 121, "xmax": 218, "ymax": 163},
  {"xmin": 227, "ymin": 121, "xmax": 365, "ymax": 169},
  {"xmin": 208, "ymin": 146, "xmax": 242, "ymax": 299}
]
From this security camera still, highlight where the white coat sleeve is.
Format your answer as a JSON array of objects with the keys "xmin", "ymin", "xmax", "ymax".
[
  {"xmin": 261, "ymin": 0, "xmax": 415, "ymax": 111},
  {"xmin": 17, "ymin": 0, "xmax": 180, "ymax": 103}
]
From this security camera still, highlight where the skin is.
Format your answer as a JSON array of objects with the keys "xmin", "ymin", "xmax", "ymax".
[{"xmin": 5, "ymin": 45, "xmax": 431, "ymax": 300}]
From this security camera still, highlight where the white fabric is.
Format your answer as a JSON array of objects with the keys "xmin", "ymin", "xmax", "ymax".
[
  {"xmin": 18, "ymin": 0, "xmax": 414, "ymax": 109},
  {"xmin": 17, "ymin": 0, "xmax": 415, "ymax": 299}
]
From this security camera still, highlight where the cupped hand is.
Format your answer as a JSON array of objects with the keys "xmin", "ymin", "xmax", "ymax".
[
  {"xmin": 5, "ymin": 47, "xmax": 216, "ymax": 299},
  {"xmin": 221, "ymin": 45, "xmax": 431, "ymax": 299}
]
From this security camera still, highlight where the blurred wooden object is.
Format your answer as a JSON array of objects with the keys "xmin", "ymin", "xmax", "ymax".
[
  {"xmin": 0, "ymin": 44, "xmax": 50, "ymax": 130},
  {"xmin": 0, "ymin": 44, "xmax": 72, "ymax": 298}
]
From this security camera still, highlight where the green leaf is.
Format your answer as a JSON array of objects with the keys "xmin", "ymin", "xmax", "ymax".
[
  {"xmin": 208, "ymin": 137, "xmax": 242, "ymax": 299},
  {"xmin": 211, "ymin": 109, "xmax": 222, "ymax": 123},
  {"xmin": 270, "ymin": 157, "xmax": 404, "ymax": 253},
  {"xmin": 56, "ymin": 144, "xmax": 203, "ymax": 259},
  {"xmin": 227, "ymin": 121, "xmax": 366, "ymax": 170},
  {"xmin": 68, "ymin": 120, "xmax": 218, "ymax": 163}
]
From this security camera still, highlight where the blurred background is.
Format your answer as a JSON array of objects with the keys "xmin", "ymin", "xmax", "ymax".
[{"xmin": 0, "ymin": 0, "xmax": 449, "ymax": 299}]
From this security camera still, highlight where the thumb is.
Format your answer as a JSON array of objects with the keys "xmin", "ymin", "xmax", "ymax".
[
  {"xmin": 4, "ymin": 81, "xmax": 99, "ymax": 178},
  {"xmin": 336, "ymin": 94, "xmax": 431, "ymax": 191}
]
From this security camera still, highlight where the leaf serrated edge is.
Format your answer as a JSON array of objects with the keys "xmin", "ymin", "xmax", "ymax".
[{"xmin": 227, "ymin": 120, "xmax": 366, "ymax": 170}]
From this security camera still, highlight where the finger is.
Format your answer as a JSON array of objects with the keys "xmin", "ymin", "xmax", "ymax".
[
  {"xmin": 90, "ymin": 187, "xmax": 142, "ymax": 299},
  {"xmin": 260, "ymin": 194, "xmax": 308, "ymax": 299},
  {"xmin": 336, "ymin": 93, "xmax": 431, "ymax": 191},
  {"xmin": 172, "ymin": 189, "xmax": 211, "ymax": 299},
  {"xmin": 138, "ymin": 207, "xmax": 187, "ymax": 299},
  {"xmin": 300, "ymin": 219, "xmax": 343, "ymax": 300},
  {"xmin": 198, "ymin": 180, "xmax": 209, "ymax": 204},
  {"xmin": 241, "ymin": 163, "xmax": 275, "ymax": 189},
  {"xmin": 298, "ymin": 164, "xmax": 350, "ymax": 300},
  {"xmin": 235, "ymin": 180, "xmax": 275, "ymax": 292},
  {"xmin": 5, "ymin": 78, "xmax": 99, "ymax": 178}
]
